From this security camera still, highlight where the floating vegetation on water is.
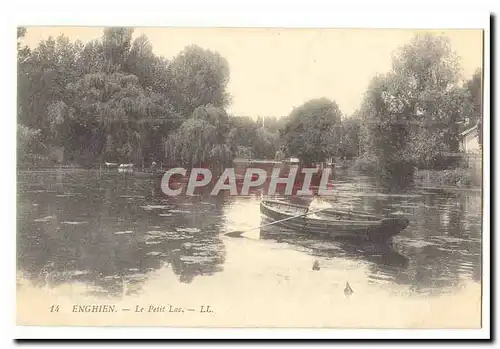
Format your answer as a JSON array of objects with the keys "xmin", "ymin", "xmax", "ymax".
[
  {"xmin": 114, "ymin": 230, "xmax": 133, "ymax": 235},
  {"xmin": 68, "ymin": 270, "xmax": 89, "ymax": 277},
  {"xmin": 56, "ymin": 193, "xmax": 78, "ymax": 197},
  {"xmin": 103, "ymin": 274, "xmax": 121, "ymax": 280},
  {"xmin": 389, "ymin": 210, "xmax": 406, "ymax": 216},
  {"xmin": 25, "ymin": 189, "xmax": 57, "ymax": 194},
  {"xmin": 308, "ymin": 241, "xmax": 342, "ymax": 251},
  {"xmin": 146, "ymin": 251, "xmax": 162, "ymax": 256},
  {"xmin": 180, "ymin": 255, "xmax": 218, "ymax": 264},
  {"xmin": 60, "ymin": 221, "xmax": 88, "ymax": 225},
  {"xmin": 145, "ymin": 240, "xmax": 161, "ymax": 245},
  {"xmin": 145, "ymin": 230, "xmax": 164, "ymax": 236},
  {"xmin": 394, "ymin": 237, "xmax": 438, "ymax": 248},
  {"xmin": 169, "ymin": 209, "xmax": 191, "ymax": 213},
  {"xmin": 176, "ymin": 227, "xmax": 201, "ymax": 233},
  {"xmin": 140, "ymin": 205, "xmax": 171, "ymax": 211},
  {"xmin": 395, "ymin": 204, "xmax": 419, "ymax": 209},
  {"xmin": 143, "ymin": 230, "xmax": 193, "ymax": 242},
  {"xmin": 431, "ymin": 236, "xmax": 467, "ymax": 243},
  {"xmin": 126, "ymin": 273, "xmax": 147, "ymax": 281},
  {"xmin": 34, "ymin": 216, "xmax": 55, "ymax": 223}
]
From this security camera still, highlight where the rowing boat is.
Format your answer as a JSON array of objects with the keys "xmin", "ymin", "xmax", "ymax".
[{"xmin": 260, "ymin": 199, "xmax": 409, "ymax": 241}]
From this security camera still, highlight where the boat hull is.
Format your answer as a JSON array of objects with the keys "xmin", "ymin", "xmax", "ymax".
[{"xmin": 260, "ymin": 200, "xmax": 409, "ymax": 241}]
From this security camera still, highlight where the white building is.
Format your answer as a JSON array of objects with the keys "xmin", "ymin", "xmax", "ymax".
[{"xmin": 459, "ymin": 125, "xmax": 481, "ymax": 153}]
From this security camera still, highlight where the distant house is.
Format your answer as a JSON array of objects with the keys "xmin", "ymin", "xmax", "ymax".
[{"xmin": 459, "ymin": 125, "xmax": 480, "ymax": 154}]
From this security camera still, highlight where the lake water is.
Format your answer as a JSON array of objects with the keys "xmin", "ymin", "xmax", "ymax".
[{"xmin": 16, "ymin": 168, "xmax": 482, "ymax": 327}]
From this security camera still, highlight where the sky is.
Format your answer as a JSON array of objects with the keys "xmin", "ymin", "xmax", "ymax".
[{"xmin": 21, "ymin": 27, "xmax": 483, "ymax": 118}]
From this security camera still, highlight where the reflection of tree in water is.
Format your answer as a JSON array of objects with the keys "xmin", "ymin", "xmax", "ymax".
[
  {"xmin": 392, "ymin": 191, "xmax": 482, "ymax": 293},
  {"xmin": 331, "ymin": 174, "xmax": 482, "ymax": 293},
  {"xmin": 17, "ymin": 170, "xmax": 227, "ymax": 297},
  {"xmin": 259, "ymin": 175, "xmax": 481, "ymax": 294}
]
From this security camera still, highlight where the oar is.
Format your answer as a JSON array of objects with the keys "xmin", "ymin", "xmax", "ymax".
[{"xmin": 225, "ymin": 206, "xmax": 330, "ymax": 238}]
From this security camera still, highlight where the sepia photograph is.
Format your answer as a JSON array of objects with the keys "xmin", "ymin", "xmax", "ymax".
[{"xmin": 14, "ymin": 19, "xmax": 488, "ymax": 337}]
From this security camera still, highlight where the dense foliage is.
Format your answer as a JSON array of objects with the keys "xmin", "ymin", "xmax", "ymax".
[
  {"xmin": 354, "ymin": 34, "xmax": 481, "ymax": 183},
  {"xmin": 17, "ymin": 27, "xmax": 278, "ymax": 167},
  {"xmin": 18, "ymin": 29, "xmax": 482, "ymax": 180},
  {"xmin": 280, "ymin": 98, "xmax": 342, "ymax": 165}
]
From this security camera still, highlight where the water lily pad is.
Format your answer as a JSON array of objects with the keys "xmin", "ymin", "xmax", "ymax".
[{"xmin": 34, "ymin": 216, "xmax": 55, "ymax": 223}]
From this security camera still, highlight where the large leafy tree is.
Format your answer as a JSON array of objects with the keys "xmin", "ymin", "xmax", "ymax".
[
  {"xmin": 227, "ymin": 116, "xmax": 280, "ymax": 159},
  {"xmin": 65, "ymin": 73, "xmax": 170, "ymax": 163},
  {"xmin": 167, "ymin": 45, "xmax": 231, "ymax": 116},
  {"xmin": 17, "ymin": 26, "xmax": 234, "ymax": 167},
  {"xmin": 165, "ymin": 106, "xmax": 233, "ymax": 166},
  {"xmin": 280, "ymin": 98, "xmax": 342, "ymax": 164},
  {"xmin": 101, "ymin": 27, "xmax": 134, "ymax": 73},
  {"xmin": 359, "ymin": 34, "xmax": 474, "ymax": 176}
]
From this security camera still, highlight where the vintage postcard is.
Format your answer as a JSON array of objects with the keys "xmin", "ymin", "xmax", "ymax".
[{"xmin": 15, "ymin": 22, "xmax": 488, "ymax": 337}]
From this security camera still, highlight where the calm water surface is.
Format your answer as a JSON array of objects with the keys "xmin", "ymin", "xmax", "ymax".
[{"xmin": 17, "ymin": 169, "xmax": 481, "ymax": 299}]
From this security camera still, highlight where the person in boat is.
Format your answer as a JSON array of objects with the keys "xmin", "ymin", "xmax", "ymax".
[{"xmin": 307, "ymin": 193, "xmax": 333, "ymax": 219}]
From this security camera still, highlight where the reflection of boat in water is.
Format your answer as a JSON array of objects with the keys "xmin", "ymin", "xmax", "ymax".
[
  {"xmin": 259, "ymin": 225, "xmax": 409, "ymax": 269},
  {"xmin": 260, "ymin": 199, "xmax": 409, "ymax": 241}
]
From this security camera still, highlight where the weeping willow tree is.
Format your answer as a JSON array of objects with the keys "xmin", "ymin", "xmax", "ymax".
[
  {"xmin": 61, "ymin": 72, "xmax": 175, "ymax": 163},
  {"xmin": 165, "ymin": 105, "xmax": 234, "ymax": 167},
  {"xmin": 17, "ymin": 27, "xmax": 232, "ymax": 167}
]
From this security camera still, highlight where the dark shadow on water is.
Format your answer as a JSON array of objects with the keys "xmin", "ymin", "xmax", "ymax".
[
  {"xmin": 16, "ymin": 170, "xmax": 228, "ymax": 297},
  {"xmin": 259, "ymin": 225, "xmax": 410, "ymax": 271}
]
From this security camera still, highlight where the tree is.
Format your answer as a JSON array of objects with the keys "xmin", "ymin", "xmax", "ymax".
[
  {"xmin": 65, "ymin": 72, "xmax": 170, "ymax": 163},
  {"xmin": 253, "ymin": 127, "xmax": 279, "ymax": 159},
  {"xmin": 17, "ymin": 35, "xmax": 81, "ymax": 131},
  {"xmin": 167, "ymin": 45, "xmax": 230, "ymax": 116},
  {"xmin": 17, "ymin": 27, "xmax": 26, "ymax": 40},
  {"xmin": 124, "ymin": 34, "xmax": 169, "ymax": 91},
  {"xmin": 281, "ymin": 98, "xmax": 342, "ymax": 164},
  {"xmin": 359, "ymin": 74, "xmax": 409, "ymax": 171},
  {"xmin": 359, "ymin": 34, "xmax": 473, "ymax": 179},
  {"xmin": 17, "ymin": 124, "xmax": 43, "ymax": 166},
  {"xmin": 101, "ymin": 27, "xmax": 134, "ymax": 73},
  {"xmin": 226, "ymin": 116, "xmax": 280, "ymax": 159},
  {"xmin": 17, "ymin": 27, "xmax": 233, "ymax": 167},
  {"xmin": 465, "ymin": 68, "xmax": 483, "ymax": 148},
  {"xmin": 76, "ymin": 39, "xmax": 106, "ymax": 75},
  {"xmin": 46, "ymin": 100, "xmax": 75, "ymax": 147},
  {"xmin": 339, "ymin": 115, "xmax": 361, "ymax": 159},
  {"xmin": 166, "ymin": 106, "xmax": 233, "ymax": 166}
]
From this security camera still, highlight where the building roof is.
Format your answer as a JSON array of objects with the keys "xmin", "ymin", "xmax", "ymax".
[{"xmin": 460, "ymin": 125, "xmax": 478, "ymax": 137}]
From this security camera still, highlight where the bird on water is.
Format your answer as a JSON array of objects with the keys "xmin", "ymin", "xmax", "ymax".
[{"xmin": 344, "ymin": 281, "xmax": 354, "ymax": 297}]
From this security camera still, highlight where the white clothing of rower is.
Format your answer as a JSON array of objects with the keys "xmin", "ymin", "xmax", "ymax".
[{"xmin": 307, "ymin": 195, "xmax": 333, "ymax": 219}]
